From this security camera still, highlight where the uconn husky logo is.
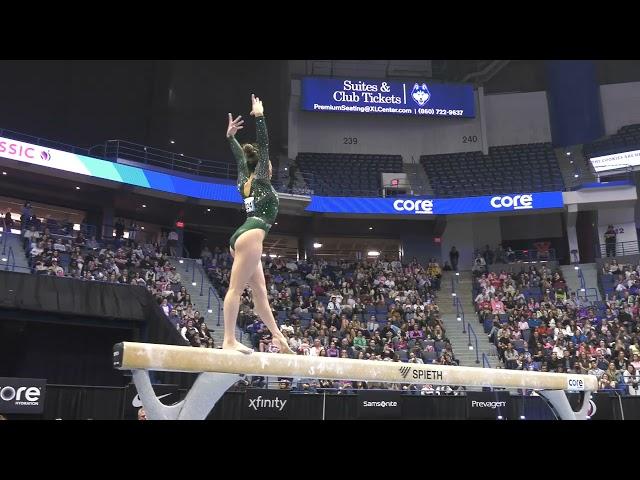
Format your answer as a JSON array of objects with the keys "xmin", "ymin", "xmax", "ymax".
[{"xmin": 411, "ymin": 83, "xmax": 431, "ymax": 106}]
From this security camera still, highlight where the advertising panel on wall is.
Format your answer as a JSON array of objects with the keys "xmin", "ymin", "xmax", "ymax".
[
  {"xmin": 357, "ymin": 390, "xmax": 402, "ymax": 419},
  {"xmin": 306, "ymin": 191, "xmax": 564, "ymax": 216},
  {"xmin": 466, "ymin": 391, "xmax": 511, "ymax": 420},
  {"xmin": 0, "ymin": 377, "xmax": 47, "ymax": 414},
  {"xmin": 590, "ymin": 149, "xmax": 640, "ymax": 172},
  {"xmin": 245, "ymin": 389, "xmax": 290, "ymax": 419},
  {"xmin": 301, "ymin": 77, "xmax": 475, "ymax": 118},
  {"xmin": 0, "ymin": 136, "xmax": 242, "ymax": 204}
]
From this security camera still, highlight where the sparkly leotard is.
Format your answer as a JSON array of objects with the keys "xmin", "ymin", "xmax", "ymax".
[{"xmin": 228, "ymin": 115, "xmax": 279, "ymax": 250}]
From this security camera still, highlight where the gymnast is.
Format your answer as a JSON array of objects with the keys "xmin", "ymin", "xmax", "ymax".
[{"xmin": 222, "ymin": 94, "xmax": 294, "ymax": 354}]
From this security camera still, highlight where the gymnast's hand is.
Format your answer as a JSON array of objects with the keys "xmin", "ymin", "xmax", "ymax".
[
  {"xmin": 227, "ymin": 113, "xmax": 244, "ymax": 138},
  {"xmin": 250, "ymin": 94, "xmax": 264, "ymax": 117}
]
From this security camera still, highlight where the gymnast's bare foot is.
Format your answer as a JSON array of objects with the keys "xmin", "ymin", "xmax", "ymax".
[
  {"xmin": 276, "ymin": 336, "xmax": 296, "ymax": 355},
  {"xmin": 222, "ymin": 340, "xmax": 254, "ymax": 354}
]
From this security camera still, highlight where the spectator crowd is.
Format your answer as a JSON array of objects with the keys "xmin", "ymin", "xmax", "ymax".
[{"xmin": 474, "ymin": 263, "xmax": 639, "ymax": 395}]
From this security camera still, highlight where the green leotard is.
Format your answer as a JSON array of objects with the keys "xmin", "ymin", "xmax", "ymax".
[{"xmin": 228, "ymin": 115, "xmax": 279, "ymax": 249}]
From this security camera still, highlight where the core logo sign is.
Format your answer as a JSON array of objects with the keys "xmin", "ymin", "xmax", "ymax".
[
  {"xmin": 490, "ymin": 194, "xmax": 533, "ymax": 210},
  {"xmin": 0, "ymin": 378, "xmax": 47, "ymax": 414},
  {"xmin": 567, "ymin": 377, "xmax": 585, "ymax": 391},
  {"xmin": 0, "ymin": 386, "xmax": 41, "ymax": 404},
  {"xmin": 393, "ymin": 199, "xmax": 433, "ymax": 214}
]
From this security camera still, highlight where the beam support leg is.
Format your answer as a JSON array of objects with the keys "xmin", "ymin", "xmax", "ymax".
[
  {"xmin": 131, "ymin": 369, "xmax": 241, "ymax": 420},
  {"xmin": 538, "ymin": 390, "xmax": 592, "ymax": 420}
]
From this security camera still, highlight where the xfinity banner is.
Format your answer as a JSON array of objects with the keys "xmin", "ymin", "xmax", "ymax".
[
  {"xmin": 467, "ymin": 391, "xmax": 511, "ymax": 420},
  {"xmin": 301, "ymin": 77, "xmax": 475, "ymax": 118},
  {"xmin": 245, "ymin": 389, "xmax": 290, "ymax": 419},
  {"xmin": 357, "ymin": 390, "xmax": 402, "ymax": 419},
  {"xmin": 0, "ymin": 377, "xmax": 47, "ymax": 414},
  {"xmin": 306, "ymin": 191, "xmax": 564, "ymax": 215}
]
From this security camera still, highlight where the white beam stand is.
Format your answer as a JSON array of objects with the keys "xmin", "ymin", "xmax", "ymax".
[
  {"xmin": 131, "ymin": 369, "xmax": 240, "ymax": 420},
  {"xmin": 538, "ymin": 389, "xmax": 592, "ymax": 421}
]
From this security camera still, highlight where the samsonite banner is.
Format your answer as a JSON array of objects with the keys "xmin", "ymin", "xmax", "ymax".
[{"xmin": 357, "ymin": 390, "xmax": 402, "ymax": 419}]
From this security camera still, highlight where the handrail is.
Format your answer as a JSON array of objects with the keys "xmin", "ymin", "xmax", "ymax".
[
  {"xmin": 207, "ymin": 286, "xmax": 223, "ymax": 327},
  {"xmin": 467, "ymin": 322, "xmax": 480, "ymax": 364},
  {"xmin": 1, "ymin": 217, "xmax": 7, "ymax": 255},
  {"xmin": 451, "ymin": 275, "xmax": 466, "ymax": 333},
  {"xmin": 5, "ymin": 246, "xmax": 15, "ymax": 271},
  {"xmin": 482, "ymin": 352, "xmax": 491, "ymax": 369},
  {"xmin": 596, "ymin": 240, "xmax": 640, "ymax": 258}
]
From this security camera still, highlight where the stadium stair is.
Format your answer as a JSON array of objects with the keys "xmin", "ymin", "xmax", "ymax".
[
  {"xmin": 439, "ymin": 270, "xmax": 496, "ymax": 367},
  {"xmin": 170, "ymin": 257, "xmax": 252, "ymax": 349}
]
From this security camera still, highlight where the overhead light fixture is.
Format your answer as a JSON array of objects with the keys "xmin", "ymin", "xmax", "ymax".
[
  {"xmin": 142, "ymin": 204, "xmax": 147, "ymax": 208},
  {"xmin": 261, "ymin": 254, "xmax": 267, "ymax": 257},
  {"xmin": 179, "ymin": 260, "xmax": 184, "ymax": 264},
  {"xmin": 180, "ymin": 153, "xmax": 184, "ymax": 156},
  {"xmin": 192, "ymin": 282, "xmax": 197, "ymax": 286},
  {"xmin": 313, "ymin": 243, "xmax": 323, "ymax": 248},
  {"xmin": 369, "ymin": 227, "xmax": 373, "ymax": 230},
  {"xmin": 574, "ymin": 266, "xmax": 580, "ymax": 270},
  {"xmin": 274, "ymin": 222, "xmax": 278, "ymax": 225},
  {"xmin": 468, "ymin": 345, "xmax": 474, "ymax": 350},
  {"xmin": 566, "ymin": 152, "xmax": 571, "ymax": 156},
  {"xmin": 269, "ymin": 254, "xmax": 277, "ymax": 258},
  {"xmin": 570, "ymin": 160, "xmax": 574, "ymax": 164},
  {"xmin": 574, "ymin": 173, "xmax": 579, "ymax": 178},
  {"xmin": 141, "ymin": 226, "xmax": 145, "ymax": 230},
  {"xmin": 284, "ymin": 167, "xmax": 288, "ymax": 171},
  {"xmin": 1, "ymin": 171, "xmax": 6, "ymax": 175},
  {"xmin": 455, "ymin": 272, "xmax": 460, "ymax": 276},
  {"xmin": 170, "ymin": 140, "xmax": 175, "ymax": 144},
  {"xmin": 75, "ymin": 186, "xmax": 80, "ymax": 190},
  {"xmin": 208, "ymin": 309, "xmax": 212, "ymax": 313},
  {"xmin": 1, "ymin": 257, "xmax": 7, "ymax": 262},
  {"xmin": 206, "ymin": 208, "xmax": 211, "ymax": 212},
  {"xmin": 497, "ymin": 415, "xmax": 503, "ymax": 420},
  {"xmin": 367, "ymin": 250, "xmax": 380, "ymax": 256},
  {"xmin": 520, "ymin": 415, "xmax": 526, "ymax": 420}
]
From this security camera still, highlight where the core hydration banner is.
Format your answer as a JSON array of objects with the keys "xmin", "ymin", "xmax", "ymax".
[
  {"xmin": 0, "ymin": 137, "xmax": 242, "ymax": 204},
  {"xmin": 0, "ymin": 377, "xmax": 47, "ymax": 414},
  {"xmin": 301, "ymin": 77, "xmax": 475, "ymax": 118},
  {"xmin": 306, "ymin": 191, "xmax": 564, "ymax": 215}
]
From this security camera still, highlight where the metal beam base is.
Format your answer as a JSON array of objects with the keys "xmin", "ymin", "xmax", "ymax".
[
  {"xmin": 132, "ymin": 369, "xmax": 240, "ymax": 420},
  {"xmin": 538, "ymin": 390, "xmax": 592, "ymax": 420}
]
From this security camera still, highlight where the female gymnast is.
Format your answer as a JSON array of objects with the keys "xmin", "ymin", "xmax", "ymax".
[{"xmin": 222, "ymin": 94, "xmax": 294, "ymax": 354}]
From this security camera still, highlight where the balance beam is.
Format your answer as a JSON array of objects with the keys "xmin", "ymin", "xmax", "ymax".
[{"xmin": 113, "ymin": 342, "xmax": 598, "ymax": 420}]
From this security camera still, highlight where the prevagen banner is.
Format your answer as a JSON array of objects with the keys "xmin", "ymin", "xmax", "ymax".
[
  {"xmin": 590, "ymin": 149, "xmax": 640, "ymax": 173},
  {"xmin": 0, "ymin": 137, "xmax": 242, "ymax": 204},
  {"xmin": 306, "ymin": 191, "xmax": 564, "ymax": 215},
  {"xmin": 301, "ymin": 77, "xmax": 475, "ymax": 118}
]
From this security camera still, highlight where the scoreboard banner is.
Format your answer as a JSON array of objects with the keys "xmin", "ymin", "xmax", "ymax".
[
  {"xmin": 306, "ymin": 191, "xmax": 564, "ymax": 215},
  {"xmin": 301, "ymin": 77, "xmax": 475, "ymax": 118}
]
